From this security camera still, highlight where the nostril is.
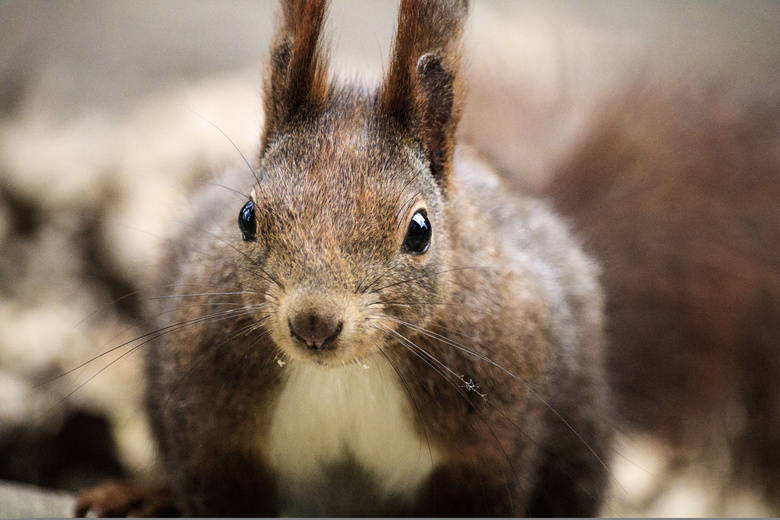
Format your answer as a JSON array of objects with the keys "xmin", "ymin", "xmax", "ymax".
[{"xmin": 288, "ymin": 314, "xmax": 343, "ymax": 350}]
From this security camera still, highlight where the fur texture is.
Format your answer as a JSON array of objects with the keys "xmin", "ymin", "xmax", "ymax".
[
  {"xmin": 462, "ymin": 29, "xmax": 780, "ymax": 510},
  {"xmin": 76, "ymin": 0, "xmax": 611, "ymax": 516}
]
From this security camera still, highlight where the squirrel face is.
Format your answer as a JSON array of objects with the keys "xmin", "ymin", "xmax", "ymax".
[
  {"xmin": 230, "ymin": 0, "xmax": 467, "ymax": 368},
  {"xmin": 237, "ymin": 94, "xmax": 453, "ymax": 366}
]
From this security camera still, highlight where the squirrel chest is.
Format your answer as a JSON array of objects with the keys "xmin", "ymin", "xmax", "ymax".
[{"xmin": 262, "ymin": 354, "xmax": 440, "ymax": 516}]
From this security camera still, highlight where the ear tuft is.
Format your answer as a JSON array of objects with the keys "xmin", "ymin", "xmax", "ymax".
[
  {"xmin": 381, "ymin": 0, "xmax": 469, "ymax": 185},
  {"xmin": 261, "ymin": 0, "xmax": 331, "ymax": 155}
]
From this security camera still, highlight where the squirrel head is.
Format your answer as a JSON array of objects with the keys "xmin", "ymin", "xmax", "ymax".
[{"xmin": 236, "ymin": 0, "xmax": 469, "ymax": 367}]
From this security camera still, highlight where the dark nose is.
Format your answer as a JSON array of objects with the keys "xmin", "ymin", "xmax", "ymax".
[{"xmin": 288, "ymin": 312, "xmax": 343, "ymax": 350}]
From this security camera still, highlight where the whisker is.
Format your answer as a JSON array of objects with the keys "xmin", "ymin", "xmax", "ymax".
[
  {"xmin": 381, "ymin": 314, "xmax": 621, "ymax": 494},
  {"xmin": 373, "ymin": 266, "xmax": 488, "ymax": 293},
  {"xmin": 162, "ymin": 314, "xmax": 272, "ymax": 415},
  {"xmin": 74, "ymin": 282, "xmax": 264, "ymax": 329},
  {"xmin": 74, "ymin": 215, "xmax": 222, "ymax": 263},
  {"xmin": 209, "ymin": 182, "xmax": 250, "ymax": 203},
  {"xmin": 72, "ymin": 300, "xmax": 253, "ymax": 385},
  {"xmin": 39, "ymin": 306, "xmax": 262, "ymax": 387},
  {"xmin": 377, "ymin": 323, "xmax": 460, "ymax": 391},
  {"xmin": 186, "ymin": 222, "xmax": 283, "ymax": 289},
  {"xmin": 357, "ymin": 263, "xmax": 399, "ymax": 294},
  {"xmin": 367, "ymin": 299, "xmax": 460, "ymax": 308},
  {"xmin": 372, "ymin": 336, "xmax": 437, "ymax": 474},
  {"xmin": 383, "ymin": 316, "xmax": 508, "ymax": 376},
  {"xmin": 377, "ymin": 323, "xmax": 523, "ymax": 491},
  {"xmin": 188, "ymin": 109, "xmax": 260, "ymax": 187},
  {"xmin": 73, "ymin": 286, "xmax": 148, "ymax": 329},
  {"xmin": 34, "ymin": 307, "xmax": 262, "ymax": 423},
  {"xmin": 151, "ymin": 290, "xmax": 270, "ymax": 300},
  {"xmin": 379, "ymin": 323, "xmax": 610, "ymax": 508}
]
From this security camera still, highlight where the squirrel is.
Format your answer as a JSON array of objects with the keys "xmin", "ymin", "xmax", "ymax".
[{"xmin": 75, "ymin": 0, "xmax": 612, "ymax": 517}]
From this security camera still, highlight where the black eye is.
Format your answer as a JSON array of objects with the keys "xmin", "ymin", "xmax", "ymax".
[
  {"xmin": 403, "ymin": 210, "xmax": 431, "ymax": 254},
  {"xmin": 238, "ymin": 200, "xmax": 256, "ymax": 241}
]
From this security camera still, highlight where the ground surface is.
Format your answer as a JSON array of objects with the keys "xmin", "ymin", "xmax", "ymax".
[{"xmin": 0, "ymin": 480, "xmax": 74, "ymax": 518}]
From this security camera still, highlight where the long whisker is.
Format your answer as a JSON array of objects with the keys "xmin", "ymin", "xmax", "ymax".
[
  {"xmin": 377, "ymin": 324, "xmax": 459, "ymax": 391},
  {"xmin": 75, "ymin": 282, "xmax": 265, "ymax": 328},
  {"xmin": 373, "ymin": 342, "xmax": 437, "ymax": 472},
  {"xmin": 72, "ymin": 299, "xmax": 252, "ymax": 384},
  {"xmin": 378, "ymin": 321, "xmax": 618, "ymax": 508},
  {"xmin": 188, "ymin": 109, "xmax": 260, "ymax": 187},
  {"xmin": 373, "ymin": 266, "xmax": 488, "ymax": 293},
  {"xmin": 379, "ymin": 324, "xmax": 463, "ymax": 387},
  {"xmin": 186, "ymin": 222, "xmax": 283, "ymax": 290},
  {"xmin": 383, "ymin": 315, "xmax": 506, "ymax": 373},
  {"xmin": 80, "ymin": 214, "xmax": 223, "ymax": 258},
  {"xmin": 382, "ymin": 315, "xmax": 620, "ymax": 493},
  {"xmin": 377, "ymin": 323, "xmax": 522, "ymax": 489},
  {"xmin": 367, "ymin": 299, "xmax": 460, "ymax": 308},
  {"xmin": 209, "ymin": 183, "xmax": 250, "ymax": 203},
  {"xmin": 151, "ymin": 290, "xmax": 270, "ymax": 300},
  {"xmin": 163, "ymin": 314, "xmax": 272, "ymax": 415},
  {"xmin": 42, "ymin": 304, "xmax": 269, "ymax": 423},
  {"xmin": 39, "ymin": 306, "xmax": 262, "ymax": 386},
  {"xmin": 357, "ymin": 263, "xmax": 399, "ymax": 294}
]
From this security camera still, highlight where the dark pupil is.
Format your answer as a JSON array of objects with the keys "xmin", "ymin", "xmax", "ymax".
[
  {"xmin": 238, "ymin": 200, "xmax": 256, "ymax": 241},
  {"xmin": 404, "ymin": 211, "xmax": 431, "ymax": 254}
]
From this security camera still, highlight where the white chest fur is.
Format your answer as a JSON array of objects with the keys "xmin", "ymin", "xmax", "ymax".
[{"xmin": 263, "ymin": 354, "xmax": 440, "ymax": 516}]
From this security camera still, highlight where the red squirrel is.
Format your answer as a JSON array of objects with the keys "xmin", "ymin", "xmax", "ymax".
[
  {"xmin": 75, "ymin": 0, "xmax": 780, "ymax": 516},
  {"xmin": 76, "ymin": 0, "xmax": 611, "ymax": 516}
]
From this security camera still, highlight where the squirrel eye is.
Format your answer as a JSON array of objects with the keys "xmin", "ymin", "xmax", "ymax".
[
  {"xmin": 403, "ymin": 210, "xmax": 431, "ymax": 255},
  {"xmin": 238, "ymin": 200, "xmax": 257, "ymax": 241}
]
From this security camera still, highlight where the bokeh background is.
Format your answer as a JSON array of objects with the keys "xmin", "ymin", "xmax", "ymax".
[{"xmin": 1, "ymin": 1, "xmax": 779, "ymax": 516}]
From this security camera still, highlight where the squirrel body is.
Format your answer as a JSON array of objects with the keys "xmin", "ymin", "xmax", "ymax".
[
  {"xmin": 70, "ymin": 1, "xmax": 780, "ymax": 517},
  {"xmin": 78, "ymin": 0, "xmax": 611, "ymax": 516},
  {"xmin": 143, "ymin": 141, "xmax": 608, "ymax": 516}
]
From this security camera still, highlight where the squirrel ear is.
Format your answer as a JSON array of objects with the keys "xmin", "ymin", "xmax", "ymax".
[
  {"xmin": 261, "ymin": 0, "xmax": 330, "ymax": 154},
  {"xmin": 381, "ymin": 0, "xmax": 469, "ymax": 183}
]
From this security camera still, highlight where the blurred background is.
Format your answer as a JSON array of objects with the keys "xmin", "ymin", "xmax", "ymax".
[{"xmin": 1, "ymin": 1, "xmax": 779, "ymax": 516}]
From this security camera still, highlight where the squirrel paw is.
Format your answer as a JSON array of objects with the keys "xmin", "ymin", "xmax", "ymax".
[{"xmin": 74, "ymin": 480, "xmax": 179, "ymax": 517}]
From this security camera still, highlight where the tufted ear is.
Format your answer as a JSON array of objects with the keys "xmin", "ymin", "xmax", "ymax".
[
  {"xmin": 261, "ymin": 0, "xmax": 331, "ymax": 155},
  {"xmin": 381, "ymin": 0, "xmax": 469, "ymax": 184}
]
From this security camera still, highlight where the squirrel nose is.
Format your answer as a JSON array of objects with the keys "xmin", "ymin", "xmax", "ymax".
[{"xmin": 288, "ymin": 313, "xmax": 343, "ymax": 350}]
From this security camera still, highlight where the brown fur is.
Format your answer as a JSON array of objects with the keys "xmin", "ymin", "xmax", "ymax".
[
  {"xmin": 552, "ymin": 72, "xmax": 780, "ymax": 503},
  {"xmin": 381, "ymin": 0, "xmax": 467, "ymax": 183},
  {"xmin": 76, "ymin": 0, "xmax": 611, "ymax": 516},
  {"xmin": 261, "ymin": 0, "xmax": 331, "ymax": 152},
  {"xmin": 463, "ymin": 38, "xmax": 780, "ymax": 508}
]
